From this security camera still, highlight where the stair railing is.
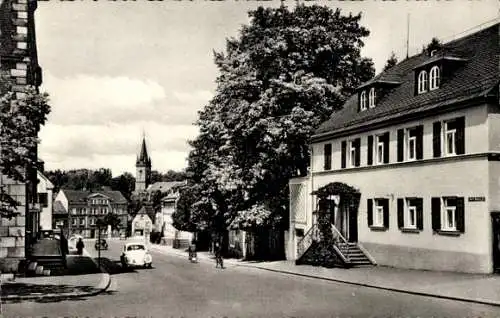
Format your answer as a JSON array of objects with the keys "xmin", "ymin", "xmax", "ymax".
[
  {"xmin": 331, "ymin": 224, "xmax": 350, "ymax": 262},
  {"xmin": 296, "ymin": 223, "xmax": 320, "ymax": 260}
]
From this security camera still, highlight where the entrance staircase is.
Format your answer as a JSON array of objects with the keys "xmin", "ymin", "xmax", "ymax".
[{"xmin": 296, "ymin": 224, "xmax": 374, "ymax": 268}]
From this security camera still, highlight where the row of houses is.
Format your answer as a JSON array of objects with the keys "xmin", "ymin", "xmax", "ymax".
[{"xmin": 287, "ymin": 22, "xmax": 500, "ymax": 274}]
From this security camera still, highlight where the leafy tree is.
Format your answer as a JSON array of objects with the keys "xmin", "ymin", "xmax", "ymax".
[
  {"xmin": 46, "ymin": 168, "xmax": 114, "ymax": 194},
  {"xmin": 150, "ymin": 170, "xmax": 187, "ymax": 183},
  {"xmin": 96, "ymin": 212, "xmax": 121, "ymax": 232},
  {"xmin": 180, "ymin": 4, "xmax": 375, "ymax": 235},
  {"xmin": 383, "ymin": 52, "xmax": 398, "ymax": 71},
  {"xmin": 0, "ymin": 79, "xmax": 51, "ymax": 218},
  {"xmin": 423, "ymin": 37, "xmax": 442, "ymax": 54},
  {"xmin": 110, "ymin": 172, "xmax": 135, "ymax": 200}
]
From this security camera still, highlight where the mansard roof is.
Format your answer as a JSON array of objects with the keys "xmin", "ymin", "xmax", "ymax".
[{"xmin": 314, "ymin": 23, "xmax": 499, "ymax": 141}]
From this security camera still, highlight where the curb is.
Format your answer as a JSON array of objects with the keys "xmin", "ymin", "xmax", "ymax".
[
  {"xmin": 150, "ymin": 245, "xmax": 500, "ymax": 307},
  {"xmin": 1, "ymin": 250, "xmax": 112, "ymax": 302},
  {"xmin": 233, "ymin": 264, "xmax": 500, "ymax": 308}
]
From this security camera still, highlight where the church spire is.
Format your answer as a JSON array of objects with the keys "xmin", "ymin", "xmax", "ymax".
[{"xmin": 136, "ymin": 134, "xmax": 151, "ymax": 166}]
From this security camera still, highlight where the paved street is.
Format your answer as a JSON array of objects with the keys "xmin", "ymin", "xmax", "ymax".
[{"xmin": 3, "ymin": 239, "xmax": 500, "ymax": 318}]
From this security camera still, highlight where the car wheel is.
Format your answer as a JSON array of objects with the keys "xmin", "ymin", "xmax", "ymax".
[{"xmin": 148, "ymin": 263, "xmax": 152, "ymax": 268}]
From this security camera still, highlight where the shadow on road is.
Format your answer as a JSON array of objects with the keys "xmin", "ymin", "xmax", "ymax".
[
  {"xmin": 1, "ymin": 283, "xmax": 117, "ymax": 304},
  {"xmin": 95, "ymin": 257, "xmax": 137, "ymax": 275}
]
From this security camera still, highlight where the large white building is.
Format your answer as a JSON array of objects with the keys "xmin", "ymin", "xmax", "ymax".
[{"xmin": 288, "ymin": 23, "xmax": 500, "ymax": 274}]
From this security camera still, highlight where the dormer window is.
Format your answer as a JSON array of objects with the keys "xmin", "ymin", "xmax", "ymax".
[
  {"xmin": 360, "ymin": 91, "xmax": 367, "ymax": 111},
  {"xmin": 429, "ymin": 66, "xmax": 440, "ymax": 90},
  {"xmin": 368, "ymin": 87, "xmax": 376, "ymax": 108},
  {"xmin": 417, "ymin": 70, "xmax": 428, "ymax": 94}
]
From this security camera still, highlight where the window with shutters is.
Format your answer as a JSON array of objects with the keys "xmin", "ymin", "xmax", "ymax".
[
  {"xmin": 433, "ymin": 117, "xmax": 465, "ymax": 158},
  {"xmin": 397, "ymin": 126, "xmax": 423, "ymax": 162},
  {"xmin": 323, "ymin": 143, "xmax": 332, "ymax": 170},
  {"xmin": 398, "ymin": 197, "xmax": 423, "ymax": 231},
  {"xmin": 72, "ymin": 218, "xmax": 77, "ymax": 226},
  {"xmin": 374, "ymin": 133, "xmax": 389, "ymax": 165},
  {"xmin": 367, "ymin": 198, "xmax": 389, "ymax": 230},
  {"xmin": 342, "ymin": 139, "xmax": 360, "ymax": 168},
  {"xmin": 431, "ymin": 196, "xmax": 465, "ymax": 234}
]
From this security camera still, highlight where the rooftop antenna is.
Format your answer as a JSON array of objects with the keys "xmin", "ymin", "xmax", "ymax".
[{"xmin": 406, "ymin": 13, "xmax": 410, "ymax": 59}]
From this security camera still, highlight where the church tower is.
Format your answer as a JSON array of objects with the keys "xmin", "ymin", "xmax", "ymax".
[{"xmin": 135, "ymin": 135, "xmax": 152, "ymax": 192}]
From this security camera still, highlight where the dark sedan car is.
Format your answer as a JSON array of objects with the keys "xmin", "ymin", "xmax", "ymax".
[{"xmin": 95, "ymin": 239, "xmax": 108, "ymax": 250}]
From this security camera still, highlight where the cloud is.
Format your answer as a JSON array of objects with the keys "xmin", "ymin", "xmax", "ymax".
[
  {"xmin": 41, "ymin": 72, "xmax": 211, "ymax": 126},
  {"xmin": 38, "ymin": 122, "xmax": 199, "ymax": 176}
]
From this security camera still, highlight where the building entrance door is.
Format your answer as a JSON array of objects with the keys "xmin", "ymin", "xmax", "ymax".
[{"xmin": 492, "ymin": 213, "xmax": 500, "ymax": 272}]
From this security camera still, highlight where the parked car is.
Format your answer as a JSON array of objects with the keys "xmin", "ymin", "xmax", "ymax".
[
  {"xmin": 95, "ymin": 239, "xmax": 108, "ymax": 250},
  {"xmin": 120, "ymin": 243, "xmax": 152, "ymax": 268}
]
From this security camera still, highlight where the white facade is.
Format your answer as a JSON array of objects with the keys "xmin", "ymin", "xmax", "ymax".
[
  {"xmin": 37, "ymin": 171, "xmax": 53, "ymax": 231},
  {"xmin": 157, "ymin": 196, "xmax": 193, "ymax": 245},
  {"xmin": 290, "ymin": 104, "xmax": 500, "ymax": 273}
]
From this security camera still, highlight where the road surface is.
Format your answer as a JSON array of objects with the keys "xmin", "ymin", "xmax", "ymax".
[{"xmin": 4, "ymin": 239, "xmax": 500, "ymax": 317}]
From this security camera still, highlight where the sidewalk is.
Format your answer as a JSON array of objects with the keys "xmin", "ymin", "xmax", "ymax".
[
  {"xmin": 151, "ymin": 244, "xmax": 500, "ymax": 307},
  {"xmin": 1, "ymin": 250, "xmax": 111, "ymax": 302}
]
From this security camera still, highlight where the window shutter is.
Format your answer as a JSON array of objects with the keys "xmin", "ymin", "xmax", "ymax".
[
  {"xmin": 341, "ymin": 141, "xmax": 346, "ymax": 168},
  {"xmin": 456, "ymin": 117, "xmax": 465, "ymax": 155},
  {"xmin": 431, "ymin": 197, "xmax": 441, "ymax": 231},
  {"xmin": 367, "ymin": 135, "xmax": 373, "ymax": 166},
  {"xmin": 456, "ymin": 197, "xmax": 465, "ymax": 233},
  {"xmin": 323, "ymin": 144, "xmax": 332, "ymax": 170},
  {"xmin": 383, "ymin": 132, "xmax": 390, "ymax": 163},
  {"xmin": 383, "ymin": 199, "xmax": 389, "ymax": 229},
  {"xmin": 416, "ymin": 198, "xmax": 424, "ymax": 230},
  {"xmin": 367, "ymin": 199, "xmax": 373, "ymax": 227},
  {"xmin": 397, "ymin": 198, "xmax": 404, "ymax": 229},
  {"xmin": 397, "ymin": 129, "xmax": 404, "ymax": 162},
  {"xmin": 354, "ymin": 138, "xmax": 361, "ymax": 167},
  {"xmin": 433, "ymin": 121, "xmax": 442, "ymax": 158},
  {"xmin": 416, "ymin": 125, "xmax": 424, "ymax": 160}
]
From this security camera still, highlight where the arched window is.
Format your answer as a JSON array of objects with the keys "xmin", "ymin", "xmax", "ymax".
[
  {"xmin": 429, "ymin": 66, "xmax": 440, "ymax": 90},
  {"xmin": 418, "ymin": 70, "xmax": 428, "ymax": 94},
  {"xmin": 368, "ymin": 87, "xmax": 376, "ymax": 108},
  {"xmin": 360, "ymin": 91, "xmax": 367, "ymax": 111}
]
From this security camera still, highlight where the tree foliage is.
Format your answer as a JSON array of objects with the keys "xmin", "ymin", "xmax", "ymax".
[
  {"xmin": 0, "ymin": 79, "xmax": 51, "ymax": 218},
  {"xmin": 383, "ymin": 52, "xmax": 398, "ymax": 71},
  {"xmin": 96, "ymin": 212, "xmax": 121, "ymax": 231},
  {"xmin": 178, "ymin": 4, "xmax": 375, "ymax": 235}
]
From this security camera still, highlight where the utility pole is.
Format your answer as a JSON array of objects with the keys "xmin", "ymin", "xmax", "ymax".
[{"xmin": 406, "ymin": 13, "xmax": 410, "ymax": 59}]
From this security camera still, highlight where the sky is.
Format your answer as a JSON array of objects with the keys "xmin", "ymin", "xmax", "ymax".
[{"xmin": 35, "ymin": 0, "xmax": 499, "ymax": 177}]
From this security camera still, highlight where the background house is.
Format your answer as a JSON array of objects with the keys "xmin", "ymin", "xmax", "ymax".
[
  {"xmin": 155, "ymin": 184, "xmax": 193, "ymax": 249},
  {"xmin": 132, "ymin": 205, "xmax": 154, "ymax": 238},
  {"xmin": 53, "ymin": 189, "xmax": 128, "ymax": 238}
]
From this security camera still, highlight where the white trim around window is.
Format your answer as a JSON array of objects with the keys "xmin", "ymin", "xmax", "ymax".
[
  {"xmin": 406, "ymin": 128, "xmax": 417, "ymax": 161},
  {"xmin": 444, "ymin": 121, "xmax": 457, "ymax": 156},
  {"xmin": 376, "ymin": 135, "xmax": 385, "ymax": 165},
  {"xmin": 405, "ymin": 200, "xmax": 417, "ymax": 229},
  {"xmin": 442, "ymin": 198, "xmax": 457, "ymax": 231},
  {"xmin": 360, "ymin": 91, "xmax": 367, "ymax": 111},
  {"xmin": 429, "ymin": 66, "xmax": 440, "ymax": 90},
  {"xmin": 368, "ymin": 87, "xmax": 376, "ymax": 108},
  {"xmin": 374, "ymin": 199, "xmax": 385, "ymax": 227},
  {"xmin": 417, "ymin": 70, "xmax": 428, "ymax": 94},
  {"xmin": 349, "ymin": 140, "xmax": 357, "ymax": 168}
]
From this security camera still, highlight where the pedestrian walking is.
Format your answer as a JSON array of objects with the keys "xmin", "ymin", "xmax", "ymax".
[
  {"xmin": 214, "ymin": 242, "xmax": 224, "ymax": 269},
  {"xmin": 76, "ymin": 238, "xmax": 85, "ymax": 256}
]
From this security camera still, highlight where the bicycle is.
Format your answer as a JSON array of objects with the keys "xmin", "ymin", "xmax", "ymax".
[{"xmin": 215, "ymin": 254, "xmax": 224, "ymax": 269}]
